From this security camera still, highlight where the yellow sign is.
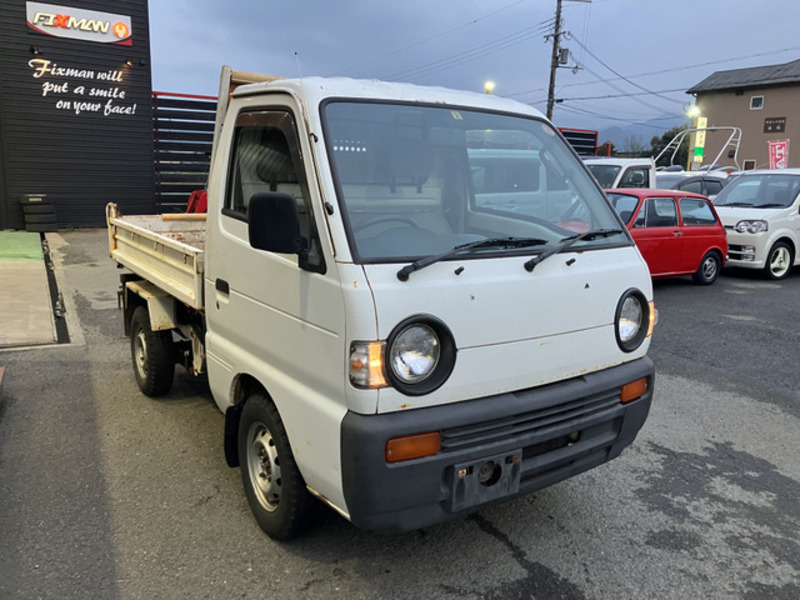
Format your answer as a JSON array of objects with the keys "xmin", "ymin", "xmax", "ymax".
[{"xmin": 693, "ymin": 117, "xmax": 708, "ymax": 163}]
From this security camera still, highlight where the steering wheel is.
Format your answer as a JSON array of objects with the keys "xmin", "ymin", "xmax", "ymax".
[{"xmin": 353, "ymin": 214, "xmax": 422, "ymax": 233}]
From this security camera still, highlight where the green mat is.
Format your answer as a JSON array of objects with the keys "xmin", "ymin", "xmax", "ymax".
[{"xmin": 0, "ymin": 231, "xmax": 43, "ymax": 261}]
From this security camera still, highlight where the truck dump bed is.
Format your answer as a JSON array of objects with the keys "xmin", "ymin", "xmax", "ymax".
[{"xmin": 106, "ymin": 203, "xmax": 206, "ymax": 309}]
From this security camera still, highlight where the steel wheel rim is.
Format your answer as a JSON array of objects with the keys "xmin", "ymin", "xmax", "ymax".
[
  {"xmin": 702, "ymin": 256, "xmax": 718, "ymax": 280},
  {"xmin": 769, "ymin": 247, "xmax": 790, "ymax": 277},
  {"xmin": 246, "ymin": 422, "xmax": 281, "ymax": 512},
  {"xmin": 134, "ymin": 330, "xmax": 148, "ymax": 379}
]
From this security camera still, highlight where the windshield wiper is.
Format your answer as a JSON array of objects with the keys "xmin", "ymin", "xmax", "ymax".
[
  {"xmin": 754, "ymin": 203, "xmax": 785, "ymax": 208},
  {"xmin": 719, "ymin": 202, "xmax": 754, "ymax": 207},
  {"xmin": 523, "ymin": 228, "xmax": 624, "ymax": 273},
  {"xmin": 397, "ymin": 237, "xmax": 547, "ymax": 281}
]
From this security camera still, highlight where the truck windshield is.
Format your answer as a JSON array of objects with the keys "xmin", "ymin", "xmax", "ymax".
[
  {"xmin": 586, "ymin": 164, "xmax": 621, "ymax": 188},
  {"xmin": 323, "ymin": 101, "xmax": 626, "ymax": 263}
]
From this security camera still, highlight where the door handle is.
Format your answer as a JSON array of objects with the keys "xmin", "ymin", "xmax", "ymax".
[
  {"xmin": 672, "ymin": 231, "xmax": 683, "ymax": 237},
  {"xmin": 215, "ymin": 278, "xmax": 230, "ymax": 295}
]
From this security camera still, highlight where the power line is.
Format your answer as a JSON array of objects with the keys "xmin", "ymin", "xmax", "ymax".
[
  {"xmin": 558, "ymin": 87, "xmax": 688, "ymax": 101},
  {"xmin": 331, "ymin": 0, "xmax": 530, "ymax": 77},
  {"xmin": 508, "ymin": 44, "xmax": 800, "ymax": 99},
  {"xmin": 380, "ymin": 20, "xmax": 555, "ymax": 81},
  {"xmin": 566, "ymin": 33, "xmax": 684, "ymax": 104},
  {"xmin": 577, "ymin": 62, "xmax": 677, "ymax": 114},
  {"xmin": 556, "ymin": 104, "xmax": 679, "ymax": 128},
  {"xmin": 561, "ymin": 44, "xmax": 800, "ymax": 91}
]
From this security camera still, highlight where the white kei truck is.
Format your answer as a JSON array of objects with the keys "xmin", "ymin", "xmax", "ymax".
[{"xmin": 107, "ymin": 67, "xmax": 656, "ymax": 540}]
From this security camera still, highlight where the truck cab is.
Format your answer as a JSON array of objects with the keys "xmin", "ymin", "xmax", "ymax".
[{"xmin": 583, "ymin": 157, "xmax": 656, "ymax": 189}]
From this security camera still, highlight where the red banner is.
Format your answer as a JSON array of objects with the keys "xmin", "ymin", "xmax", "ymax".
[{"xmin": 768, "ymin": 140, "xmax": 789, "ymax": 169}]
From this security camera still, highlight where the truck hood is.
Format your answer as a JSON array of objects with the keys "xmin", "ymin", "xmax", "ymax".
[{"xmin": 361, "ymin": 246, "xmax": 652, "ymax": 412}]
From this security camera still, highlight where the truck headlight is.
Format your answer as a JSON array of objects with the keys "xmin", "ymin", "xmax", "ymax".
[
  {"xmin": 734, "ymin": 220, "xmax": 768, "ymax": 234},
  {"xmin": 389, "ymin": 324, "xmax": 440, "ymax": 383},
  {"xmin": 615, "ymin": 289, "xmax": 650, "ymax": 353},
  {"xmin": 386, "ymin": 317, "xmax": 456, "ymax": 396}
]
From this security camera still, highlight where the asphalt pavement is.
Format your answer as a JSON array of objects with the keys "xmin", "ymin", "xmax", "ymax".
[{"xmin": 0, "ymin": 229, "xmax": 798, "ymax": 600}]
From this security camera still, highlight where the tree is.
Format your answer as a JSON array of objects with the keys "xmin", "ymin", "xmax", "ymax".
[
  {"xmin": 621, "ymin": 135, "xmax": 648, "ymax": 157},
  {"xmin": 651, "ymin": 125, "xmax": 690, "ymax": 168}
]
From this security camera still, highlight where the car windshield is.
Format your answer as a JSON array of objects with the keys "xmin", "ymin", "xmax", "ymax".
[
  {"xmin": 714, "ymin": 174, "xmax": 800, "ymax": 208},
  {"xmin": 323, "ymin": 101, "xmax": 625, "ymax": 263},
  {"xmin": 606, "ymin": 192, "xmax": 641, "ymax": 224},
  {"xmin": 586, "ymin": 164, "xmax": 621, "ymax": 188}
]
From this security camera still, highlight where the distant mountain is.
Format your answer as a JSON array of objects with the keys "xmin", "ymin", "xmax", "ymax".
[{"xmin": 598, "ymin": 117, "xmax": 687, "ymax": 151}]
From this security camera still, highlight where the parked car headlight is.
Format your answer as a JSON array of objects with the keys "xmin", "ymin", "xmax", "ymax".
[
  {"xmin": 615, "ymin": 289, "xmax": 650, "ymax": 353},
  {"xmin": 386, "ymin": 317, "xmax": 456, "ymax": 395},
  {"xmin": 734, "ymin": 220, "xmax": 768, "ymax": 234}
]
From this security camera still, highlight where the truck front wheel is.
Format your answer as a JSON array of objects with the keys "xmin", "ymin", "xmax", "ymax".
[
  {"xmin": 238, "ymin": 393, "xmax": 310, "ymax": 540},
  {"xmin": 130, "ymin": 305, "xmax": 174, "ymax": 396}
]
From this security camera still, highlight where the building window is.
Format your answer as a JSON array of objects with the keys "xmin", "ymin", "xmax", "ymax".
[
  {"xmin": 743, "ymin": 159, "xmax": 757, "ymax": 170},
  {"xmin": 750, "ymin": 96, "xmax": 764, "ymax": 110}
]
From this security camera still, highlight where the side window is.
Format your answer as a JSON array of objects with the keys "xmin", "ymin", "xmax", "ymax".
[
  {"xmin": 639, "ymin": 197, "xmax": 678, "ymax": 227},
  {"xmin": 225, "ymin": 110, "xmax": 310, "ymax": 240},
  {"xmin": 680, "ymin": 198, "xmax": 716, "ymax": 226},
  {"xmin": 679, "ymin": 180, "xmax": 703, "ymax": 194},
  {"xmin": 224, "ymin": 110, "xmax": 324, "ymax": 272},
  {"xmin": 705, "ymin": 180, "xmax": 723, "ymax": 196},
  {"xmin": 619, "ymin": 167, "xmax": 650, "ymax": 188}
]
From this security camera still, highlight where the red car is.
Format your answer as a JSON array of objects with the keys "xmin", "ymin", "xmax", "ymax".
[{"xmin": 606, "ymin": 189, "xmax": 728, "ymax": 285}]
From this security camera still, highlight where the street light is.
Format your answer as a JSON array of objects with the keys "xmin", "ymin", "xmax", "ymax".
[{"xmin": 484, "ymin": 81, "xmax": 495, "ymax": 95}]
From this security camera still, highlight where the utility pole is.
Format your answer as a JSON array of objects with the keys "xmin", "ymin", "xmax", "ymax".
[
  {"xmin": 545, "ymin": 0, "xmax": 591, "ymax": 121},
  {"xmin": 545, "ymin": 0, "xmax": 563, "ymax": 121}
]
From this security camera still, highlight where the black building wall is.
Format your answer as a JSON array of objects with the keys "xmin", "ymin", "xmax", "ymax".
[{"xmin": 0, "ymin": 0, "xmax": 154, "ymax": 229}]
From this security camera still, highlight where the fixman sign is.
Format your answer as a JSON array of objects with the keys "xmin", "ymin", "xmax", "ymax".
[{"xmin": 26, "ymin": 2, "xmax": 132, "ymax": 46}]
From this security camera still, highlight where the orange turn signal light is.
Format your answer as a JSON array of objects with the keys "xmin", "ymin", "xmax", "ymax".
[
  {"xmin": 385, "ymin": 432, "xmax": 441, "ymax": 463},
  {"xmin": 620, "ymin": 377, "xmax": 648, "ymax": 404}
]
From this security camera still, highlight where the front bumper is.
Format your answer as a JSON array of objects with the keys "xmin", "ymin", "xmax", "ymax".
[
  {"xmin": 341, "ymin": 357, "xmax": 654, "ymax": 532},
  {"xmin": 725, "ymin": 230, "xmax": 768, "ymax": 269}
]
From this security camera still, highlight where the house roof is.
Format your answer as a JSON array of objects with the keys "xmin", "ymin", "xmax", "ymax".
[{"xmin": 687, "ymin": 58, "xmax": 800, "ymax": 94}]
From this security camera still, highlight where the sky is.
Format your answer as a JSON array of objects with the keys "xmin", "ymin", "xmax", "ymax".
[{"xmin": 148, "ymin": 0, "xmax": 800, "ymax": 145}]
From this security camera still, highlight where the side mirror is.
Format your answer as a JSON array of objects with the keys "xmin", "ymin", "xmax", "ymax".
[{"xmin": 248, "ymin": 193, "xmax": 303, "ymax": 254}]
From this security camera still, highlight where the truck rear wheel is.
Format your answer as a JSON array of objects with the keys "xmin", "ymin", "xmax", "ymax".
[
  {"xmin": 238, "ymin": 393, "xmax": 310, "ymax": 540},
  {"xmin": 130, "ymin": 305, "xmax": 174, "ymax": 396}
]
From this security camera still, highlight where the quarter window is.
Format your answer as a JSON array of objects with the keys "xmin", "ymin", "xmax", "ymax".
[{"xmin": 679, "ymin": 198, "xmax": 716, "ymax": 226}]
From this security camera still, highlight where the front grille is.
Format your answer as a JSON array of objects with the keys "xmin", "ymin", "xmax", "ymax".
[{"xmin": 439, "ymin": 388, "xmax": 621, "ymax": 452}]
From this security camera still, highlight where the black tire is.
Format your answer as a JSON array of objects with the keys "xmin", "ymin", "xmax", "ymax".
[
  {"xmin": 129, "ymin": 305, "xmax": 174, "ymax": 396},
  {"xmin": 238, "ymin": 393, "xmax": 310, "ymax": 540},
  {"xmin": 692, "ymin": 251, "xmax": 722, "ymax": 285},
  {"xmin": 763, "ymin": 242, "xmax": 794, "ymax": 280}
]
